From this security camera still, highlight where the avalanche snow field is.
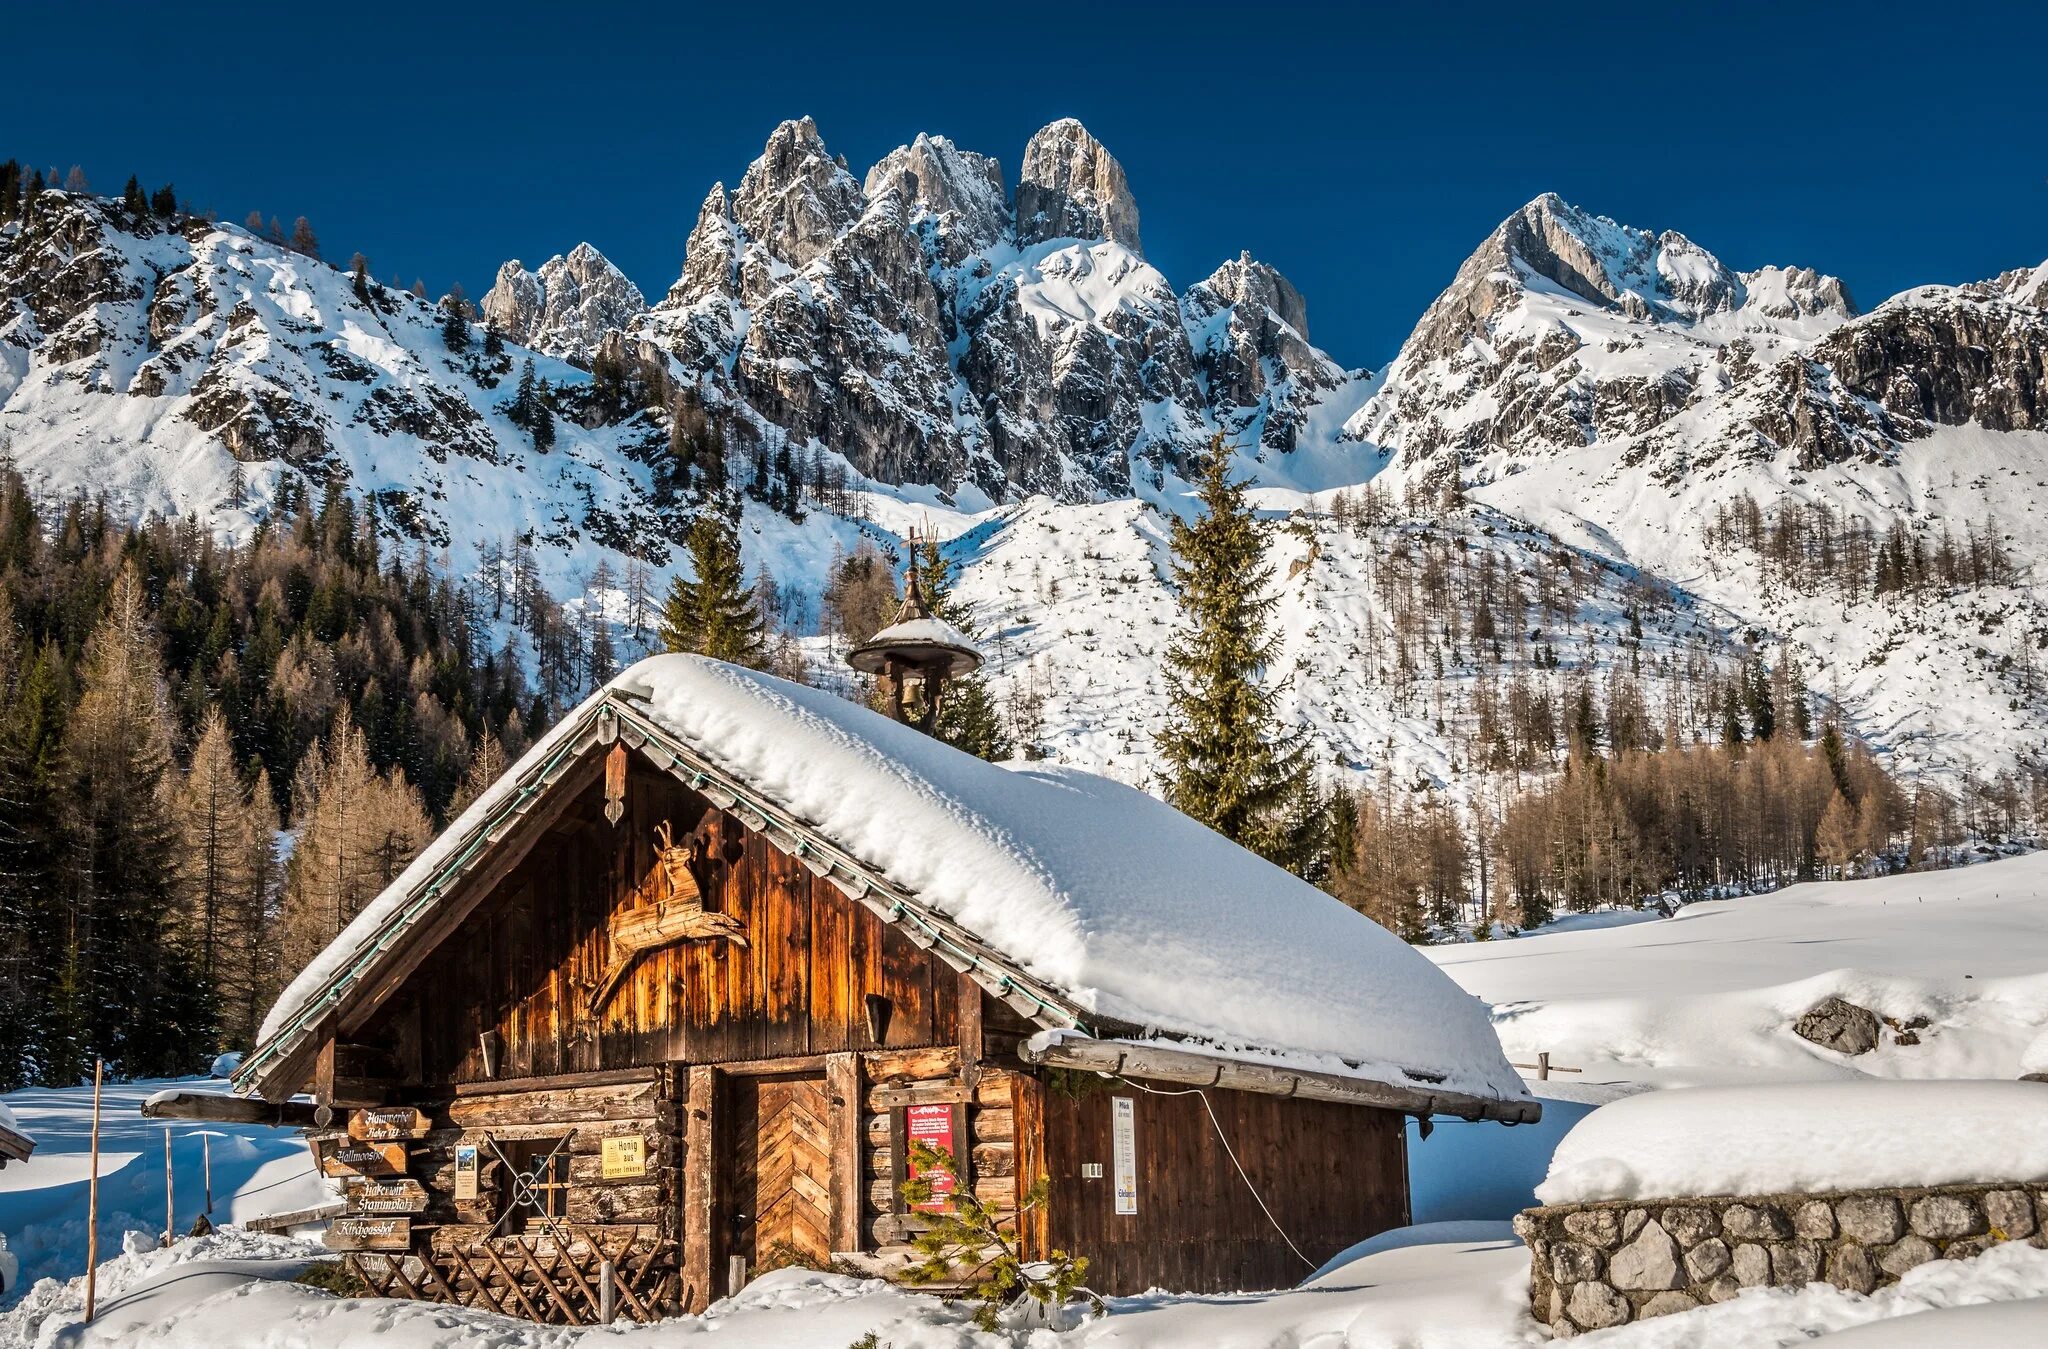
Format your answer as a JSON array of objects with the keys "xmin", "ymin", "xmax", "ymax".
[{"xmin": 1427, "ymin": 851, "xmax": 2048, "ymax": 1089}]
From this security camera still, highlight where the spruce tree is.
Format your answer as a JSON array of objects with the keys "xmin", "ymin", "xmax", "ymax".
[
  {"xmin": 441, "ymin": 284, "xmax": 471, "ymax": 350},
  {"xmin": 124, "ymin": 175, "xmax": 149, "ymax": 215},
  {"xmin": 1156, "ymin": 436, "xmax": 1318, "ymax": 874},
  {"xmin": 151, "ymin": 183, "xmax": 178, "ymax": 217},
  {"xmin": 350, "ymin": 252, "xmax": 371, "ymax": 304},
  {"xmin": 660, "ymin": 520, "xmax": 764, "ymax": 666},
  {"xmin": 0, "ymin": 161, "xmax": 20, "ymax": 222}
]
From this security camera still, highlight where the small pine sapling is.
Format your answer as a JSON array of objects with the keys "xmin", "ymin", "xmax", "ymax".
[{"xmin": 898, "ymin": 1141, "xmax": 1100, "ymax": 1330}]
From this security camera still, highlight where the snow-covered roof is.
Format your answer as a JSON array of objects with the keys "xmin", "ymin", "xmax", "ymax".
[
  {"xmin": 1537, "ymin": 1081, "xmax": 2048, "ymax": 1205},
  {"xmin": 861, "ymin": 614, "xmax": 980, "ymax": 656},
  {"xmin": 0, "ymin": 1098, "xmax": 31, "ymax": 1166},
  {"xmin": 245, "ymin": 655, "xmax": 1531, "ymax": 1117}
]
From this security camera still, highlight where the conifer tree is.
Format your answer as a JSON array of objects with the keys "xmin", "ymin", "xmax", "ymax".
[
  {"xmin": 449, "ymin": 733, "xmax": 508, "ymax": 819},
  {"xmin": 57, "ymin": 566, "xmax": 213, "ymax": 1078},
  {"xmin": 660, "ymin": 520, "xmax": 764, "ymax": 666},
  {"xmin": 350, "ymin": 252, "xmax": 371, "ymax": 304},
  {"xmin": 289, "ymin": 215, "xmax": 318, "ymax": 258},
  {"xmin": 441, "ymin": 283, "xmax": 471, "ymax": 350},
  {"xmin": 482, "ymin": 323, "xmax": 504, "ymax": 359},
  {"xmin": 173, "ymin": 710, "xmax": 278, "ymax": 1051},
  {"xmin": 1156, "ymin": 437, "xmax": 1318, "ymax": 873},
  {"xmin": 124, "ymin": 175, "xmax": 148, "ymax": 215},
  {"xmin": 64, "ymin": 165, "xmax": 88, "ymax": 193},
  {"xmin": 0, "ymin": 161, "xmax": 21, "ymax": 222},
  {"xmin": 151, "ymin": 183, "xmax": 178, "ymax": 217},
  {"xmin": 244, "ymin": 208, "xmax": 264, "ymax": 234}
]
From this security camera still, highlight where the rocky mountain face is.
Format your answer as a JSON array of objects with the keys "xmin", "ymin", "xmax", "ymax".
[
  {"xmin": 481, "ymin": 243, "xmax": 646, "ymax": 366},
  {"xmin": 1350, "ymin": 193, "xmax": 1860, "ymax": 480},
  {"xmin": 630, "ymin": 116, "xmax": 1363, "ymax": 502},
  {"xmin": 0, "ymin": 189, "xmax": 674, "ymax": 588}
]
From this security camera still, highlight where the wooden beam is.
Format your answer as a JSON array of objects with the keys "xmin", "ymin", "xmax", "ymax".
[
  {"xmin": 825, "ymin": 1052, "xmax": 862, "ymax": 1256},
  {"xmin": 141, "ymin": 1091, "xmax": 325, "ymax": 1128},
  {"xmin": 1017, "ymin": 1036, "xmax": 1543, "ymax": 1125},
  {"xmin": 681, "ymin": 1066, "xmax": 715, "ymax": 1315}
]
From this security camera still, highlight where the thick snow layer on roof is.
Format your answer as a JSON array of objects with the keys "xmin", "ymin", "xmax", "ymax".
[
  {"xmin": 612, "ymin": 656, "xmax": 1524, "ymax": 1102},
  {"xmin": 0, "ymin": 1098, "xmax": 20, "ymax": 1137},
  {"xmin": 861, "ymin": 615, "xmax": 981, "ymax": 654},
  {"xmin": 1536, "ymin": 1081, "xmax": 2048, "ymax": 1205}
]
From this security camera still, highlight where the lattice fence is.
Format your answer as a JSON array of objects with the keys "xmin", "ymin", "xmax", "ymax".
[{"xmin": 344, "ymin": 1228, "xmax": 684, "ymax": 1324}]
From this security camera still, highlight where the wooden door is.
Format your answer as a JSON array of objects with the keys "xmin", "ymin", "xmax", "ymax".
[{"xmin": 725, "ymin": 1071, "xmax": 835, "ymax": 1276}]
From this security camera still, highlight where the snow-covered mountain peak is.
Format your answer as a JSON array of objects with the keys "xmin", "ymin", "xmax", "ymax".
[
  {"xmin": 1016, "ymin": 118, "xmax": 1142, "ymax": 254},
  {"xmin": 863, "ymin": 133, "xmax": 1008, "ymax": 265},
  {"xmin": 730, "ymin": 116, "xmax": 864, "ymax": 282},
  {"xmin": 480, "ymin": 242, "xmax": 645, "ymax": 366}
]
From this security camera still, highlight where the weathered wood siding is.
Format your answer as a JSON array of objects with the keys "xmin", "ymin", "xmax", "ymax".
[
  {"xmin": 366, "ymin": 758, "xmax": 961, "ymax": 1086},
  {"xmin": 1039, "ymin": 1084, "xmax": 1409, "ymax": 1294}
]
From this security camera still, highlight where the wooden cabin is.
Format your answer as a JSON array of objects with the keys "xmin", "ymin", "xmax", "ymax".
[
  {"xmin": 227, "ymin": 655, "xmax": 1535, "ymax": 1323},
  {"xmin": 0, "ymin": 1110, "xmax": 30, "ymax": 1170}
]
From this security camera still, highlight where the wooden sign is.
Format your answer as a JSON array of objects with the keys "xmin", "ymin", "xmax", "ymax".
[
  {"xmin": 904, "ymin": 1102, "xmax": 959, "ymax": 1212},
  {"xmin": 600, "ymin": 1135, "xmax": 646, "ymax": 1179},
  {"xmin": 319, "ymin": 1138, "xmax": 409, "ymax": 1178},
  {"xmin": 325, "ymin": 1216, "xmax": 411, "ymax": 1252},
  {"xmin": 453, "ymin": 1144, "xmax": 480, "ymax": 1200},
  {"xmin": 349, "ymin": 1106, "xmax": 430, "ymax": 1141},
  {"xmin": 345, "ymin": 1177, "xmax": 429, "ymax": 1215}
]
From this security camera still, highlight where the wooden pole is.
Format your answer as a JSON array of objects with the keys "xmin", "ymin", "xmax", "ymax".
[
  {"xmin": 163, "ymin": 1126, "xmax": 175, "ymax": 1245},
  {"xmin": 599, "ymin": 1258, "xmax": 617, "ymax": 1324},
  {"xmin": 85, "ymin": 1058, "xmax": 103, "ymax": 1323}
]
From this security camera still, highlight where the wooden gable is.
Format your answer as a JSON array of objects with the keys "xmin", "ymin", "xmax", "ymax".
[{"xmin": 358, "ymin": 747, "xmax": 965, "ymax": 1087}]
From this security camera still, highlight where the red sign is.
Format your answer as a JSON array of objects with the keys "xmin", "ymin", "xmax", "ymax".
[{"xmin": 905, "ymin": 1103, "xmax": 958, "ymax": 1212}]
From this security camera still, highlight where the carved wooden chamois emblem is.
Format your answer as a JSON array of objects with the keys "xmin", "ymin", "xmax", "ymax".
[{"xmin": 588, "ymin": 818, "xmax": 749, "ymax": 1013}]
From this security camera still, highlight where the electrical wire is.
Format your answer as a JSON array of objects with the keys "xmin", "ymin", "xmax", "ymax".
[{"xmin": 1115, "ymin": 1075, "xmax": 1316, "ymax": 1272}]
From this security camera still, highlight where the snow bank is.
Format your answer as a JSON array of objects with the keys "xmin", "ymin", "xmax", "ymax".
[
  {"xmin": 1430, "ymin": 852, "xmax": 2048, "ymax": 1089},
  {"xmin": 263, "ymin": 655, "xmax": 1528, "ymax": 1107},
  {"xmin": 12, "ymin": 1228, "xmax": 2048, "ymax": 1349},
  {"xmin": 1537, "ymin": 1081, "xmax": 2048, "ymax": 1205}
]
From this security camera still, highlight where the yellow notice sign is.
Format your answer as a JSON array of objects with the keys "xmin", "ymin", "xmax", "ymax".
[{"xmin": 601, "ymin": 1135, "xmax": 647, "ymax": 1179}]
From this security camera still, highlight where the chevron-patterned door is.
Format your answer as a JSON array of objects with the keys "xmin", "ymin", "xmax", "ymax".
[{"xmin": 727, "ymin": 1073, "xmax": 835, "ymax": 1276}]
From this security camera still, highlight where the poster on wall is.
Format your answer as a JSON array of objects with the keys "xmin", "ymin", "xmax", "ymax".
[
  {"xmin": 904, "ymin": 1102, "xmax": 959, "ymax": 1212},
  {"xmin": 1112, "ymin": 1096, "xmax": 1137, "ymax": 1215},
  {"xmin": 453, "ymin": 1144, "xmax": 480, "ymax": 1201}
]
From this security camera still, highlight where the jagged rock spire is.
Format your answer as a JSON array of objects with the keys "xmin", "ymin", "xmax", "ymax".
[{"xmin": 1016, "ymin": 118, "xmax": 1141, "ymax": 253}]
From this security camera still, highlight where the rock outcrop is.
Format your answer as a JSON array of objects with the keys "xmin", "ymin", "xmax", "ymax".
[{"xmin": 1015, "ymin": 118, "xmax": 1142, "ymax": 253}]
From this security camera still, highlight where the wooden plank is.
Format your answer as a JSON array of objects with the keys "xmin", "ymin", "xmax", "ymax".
[
  {"xmin": 826, "ymin": 1052, "xmax": 862, "ymax": 1255},
  {"xmin": 443, "ymin": 1079, "xmax": 660, "ymax": 1127},
  {"xmin": 1011, "ymin": 1070, "xmax": 1048, "ymax": 1261},
  {"xmin": 447, "ymin": 1067, "xmax": 659, "ymax": 1098},
  {"xmin": 140, "ymin": 1092, "xmax": 324, "ymax": 1128},
  {"xmin": 681, "ymin": 1066, "xmax": 715, "ymax": 1314},
  {"xmin": 868, "ymin": 1082, "xmax": 971, "ymax": 1110},
  {"xmin": 241, "ymin": 1199, "xmax": 345, "ymax": 1232},
  {"xmin": 863, "ymin": 1046, "xmax": 958, "ymax": 1082},
  {"xmin": 325, "ymin": 1216, "xmax": 411, "ymax": 1251},
  {"xmin": 957, "ymin": 973, "xmax": 984, "ymax": 1091}
]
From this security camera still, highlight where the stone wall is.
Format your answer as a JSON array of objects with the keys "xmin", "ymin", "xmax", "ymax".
[{"xmin": 1515, "ymin": 1182, "xmax": 2048, "ymax": 1335}]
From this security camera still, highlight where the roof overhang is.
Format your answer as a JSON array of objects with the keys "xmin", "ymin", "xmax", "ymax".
[
  {"xmin": 0, "ymin": 1122, "xmax": 32, "ymax": 1166},
  {"xmin": 1020, "ymin": 1031, "xmax": 1542, "ymax": 1125}
]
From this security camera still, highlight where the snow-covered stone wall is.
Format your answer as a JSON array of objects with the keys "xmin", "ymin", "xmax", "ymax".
[{"xmin": 1516, "ymin": 1182, "xmax": 2048, "ymax": 1336}]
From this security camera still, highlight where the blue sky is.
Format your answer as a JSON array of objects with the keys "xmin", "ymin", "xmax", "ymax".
[{"xmin": 7, "ymin": 1, "xmax": 2043, "ymax": 367}]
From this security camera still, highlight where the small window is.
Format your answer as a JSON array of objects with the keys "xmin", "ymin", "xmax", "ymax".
[{"xmin": 500, "ymin": 1137, "xmax": 570, "ymax": 1231}]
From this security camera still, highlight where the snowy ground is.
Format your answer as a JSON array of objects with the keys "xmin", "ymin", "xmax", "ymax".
[
  {"xmin": 0, "ymin": 1076, "xmax": 327, "ymax": 1302},
  {"xmin": 8, "ymin": 856, "xmax": 2048, "ymax": 1344},
  {"xmin": 1428, "ymin": 850, "xmax": 2048, "ymax": 1089}
]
